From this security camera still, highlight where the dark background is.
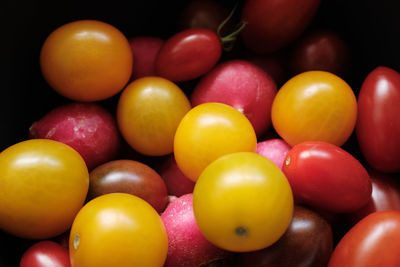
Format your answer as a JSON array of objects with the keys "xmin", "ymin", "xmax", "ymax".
[{"xmin": 2, "ymin": 0, "xmax": 400, "ymax": 266}]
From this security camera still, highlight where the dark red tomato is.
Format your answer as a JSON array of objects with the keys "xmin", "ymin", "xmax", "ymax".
[
  {"xmin": 282, "ymin": 141, "xmax": 372, "ymax": 213},
  {"xmin": 88, "ymin": 160, "xmax": 168, "ymax": 213},
  {"xmin": 328, "ymin": 211, "xmax": 400, "ymax": 267},
  {"xmin": 290, "ymin": 30, "xmax": 350, "ymax": 76},
  {"xmin": 237, "ymin": 205, "xmax": 332, "ymax": 267},
  {"xmin": 346, "ymin": 170, "xmax": 400, "ymax": 226},
  {"xmin": 178, "ymin": 0, "xmax": 229, "ymax": 33},
  {"xmin": 155, "ymin": 28, "xmax": 221, "ymax": 82},
  {"xmin": 241, "ymin": 0, "xmax": 321, "ymax": 54},
  {"xmin": 20, "ymin": 241, "xmax": 70, "ymax": 267},
  {"xmin": 244, "ymin": 53, "xmax": 287, "ymax": 86},
  {"xmin": 356, "ymin": 66, "xmax": 400, "ymax": 173}
]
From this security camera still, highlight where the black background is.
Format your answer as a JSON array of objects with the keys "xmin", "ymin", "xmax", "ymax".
[{"xmin": 2, "ymin": 0, "xmax": 400, "ymax": 266}]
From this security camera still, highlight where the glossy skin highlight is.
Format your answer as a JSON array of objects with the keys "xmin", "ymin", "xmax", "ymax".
[
  {"xmin": 271, "ymin": 71, "xmax": 357, "ymax": 146},
  {"xmin": 40, "ymin": 20, "xmax": 132, "ymax": 101}
]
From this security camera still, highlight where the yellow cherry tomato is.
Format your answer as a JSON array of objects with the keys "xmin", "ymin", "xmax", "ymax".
[
  {"xmin": 117, "ymin": 77, "xmax": 191, "ymax": 156},
  {"xmin": 0, "ymin": 139, "xmax": 88, "ymax": 239},
  {"xmin": 193, "ymin": 152, "xmax": 293, "ymax": 252},
  {"xmin": 174, "ymin": 103, "xmax": 257, "ymax": 182},
  {"xmin": 40, "ymin": 20, "xmax": 132, "ymax": 101},
  {"xmin": 69, "ymin": 193, "xmax": 168, "ymax": 267},
  {"xmin": 271, "ymin": 71, "xmax": 357, "ymax": 146}
]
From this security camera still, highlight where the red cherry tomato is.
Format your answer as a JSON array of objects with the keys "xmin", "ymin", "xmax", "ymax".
[
  {"xmin": 155, "ymin": 28, "xmax": 221, "ymax": 81},
  {"xmin": 356, "ymin": 66, "xmax": 400, "ymax": 173},
  {"xmin": 346, "ymin": 171, "xmax": 400, "ymax": 226},
  {"xmin": 241, "ymin": 0, "xmax": 321, "ymax": 54},
  {"xmin": 329, "ymin": 211, "xmax": 400, "ymax": 267},
  {"xmin": 282, "ymin": 141, "xmax": 372, "ymax": 213},
  {"xmin": 20, "ymin": 241, "xmax": 70, "ymax": 267},
  {"xmin": 290, "ymin": 30, "xmax": 350, "ymax": 76}
]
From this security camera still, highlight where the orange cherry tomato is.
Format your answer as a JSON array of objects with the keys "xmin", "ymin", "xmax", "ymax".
[
  {"xmin": 40, "ymin": 20, "xmax": 132, "ymax": 101},
  {"xmin": 193, "ymin": 152, "xmax": 293, "ymax": 252},
  {"xmin": 0, "ymin": 139, "xmax": 88, "ymax": 239},
  {"xmin": 69, "ymin": 193, "xmax": 168, "ymax": 267},
  {"xmin": 117, "ymin": 77, "xmax": 191, "ymax": 156},
  {"xmin": 174, "ymin": 103, "xmax": 257, "ymax": 182},
  {"xmin": 271, "ymin": 71, "xmax": 357, "ymax": 146}
]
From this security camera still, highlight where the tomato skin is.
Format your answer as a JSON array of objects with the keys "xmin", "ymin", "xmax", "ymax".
[
  {"xmin": 40, "ymin": 20, "xmax": 132, "ymax": 102},
  {"xmin": 356, "ymin": 66, "xmax": 400, "ymax": 173},
  {"xmin": 193, "ymin": 152, "xmax": 293, "ymax": 252},
  {"xmin": 271, "ymin": 71, "xmax": 357, "ymax": 147},
  {"xmin": 346, "ymin": 171, "xmax": 400, "ymax": 226},
  {"xmin": 117, "ymin": 77, "xmax": 191, "ymax": 156},
  {"xmin": 237, "ymin": 205, "xmax": 333, "ymax": 267},
  {"xmin": 174, "ymin": 103, "xmax": 257, "ymax": 182},
  {"xmin": 282, "ymin": 141, "xmax": 372, "ymax": 213},
  {"xmin": 290, "ymin": 30, "xmax": 350, "ymax": 76},
  {"xmin": 0, "ymin": 139, "xmax": 89, "ymax": 239},
  {"xmin": 69, "ymin": 193, "xmax": 168, "ymax": 267},
  {"xmin": 155, "ymin": 28, "xmax": 221, "ymax": 82},
  {"xmin": 20, "ymin": 241, "xmax": 70, "ymax": 267},
  {"xmin": 241, "ymin": 0, "xmax": 321, "ymax": 54},
  {"xmin": 328, "ymin": 211, "xmax": 400, "ymax": 267}
]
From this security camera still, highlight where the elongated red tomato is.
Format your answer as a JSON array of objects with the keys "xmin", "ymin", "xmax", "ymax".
[
  {"xmin": 155, "ymin": 28, "xmax": 221, "ymax": 82},
  {"xmin": 20, "ymin": 241, "xmax": 70, "ymax": 267},
  {"xmin": 241, "ymin": 0, "xmax": 321, "ymax": 54},
  {"xmin": 356, "ymin": 66, "xmax": 400, "ymax": 173},
  {"xmin": 329, "ymin": 211, "xmax": 400, "ymax": 267},
  {"xmin": 282, "ymin": 141, "xmax": 372, "ymax": 213}
]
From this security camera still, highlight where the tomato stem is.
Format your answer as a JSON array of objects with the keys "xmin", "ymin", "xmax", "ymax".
[{"xmin": 218, "ymin": 3, "xmax": 247, "ymax": 52}]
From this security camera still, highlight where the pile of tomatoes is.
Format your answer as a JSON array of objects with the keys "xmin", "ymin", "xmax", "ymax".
[{"xmin": 2, "ymin": 0, "xmax": 400, "ymax": 266}]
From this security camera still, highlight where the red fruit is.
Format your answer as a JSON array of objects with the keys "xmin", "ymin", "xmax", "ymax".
[
  {"xmin": 241, "ymin": 0, "xmax": 321, "ymax": 54},
  {"xmin": 161, "ymin": 194, "xmax": 228, "ymax": 267},
  {"xmin": 155, "ymin": 28, "xmax": 221, "ymax": 82},
  {"xmin": 191, "ymin": 60, "xmax": 277, "ymax": 136},
  {"xmin": 129, "ymin": 36, "xmax": 164, "ymax": 80},
  {"xmin": 20, "ymin": 240, "xmax": 70, "ymax": 267},
  {"xmin": 245, "ymin": 54, "xmax": 287, "ymax": 86},
  {"xmin": 329, "ymin": 211, "xmax": 400, "ymax": 267},
  {"xmin": 159, "ymin": 155, "xmax": 195, "ymax": 197},
  {"xmin": 88, "ymin": 160, "xmax": 168, "ymax": 213},
  {"xmin": 256, "ymin": 139, "xmax": 291, "ymax": 169},
  {"xmin": 282, "ymin": 141, "xmax": 372, "ymax": 213},
  {"xmin": 290, "ymin": 30, "xmax": 350, "ymax": 76},
  {"xmin": 346, "ymin": 170, "xmax": 400, "ymax": 226},
  {"xmin": 29, "ymin": 102, "xmax": 120, "ymax": 170},
  {"xmin": 356, "ymin": 66, "xmax": 400, "ymax": 173}
]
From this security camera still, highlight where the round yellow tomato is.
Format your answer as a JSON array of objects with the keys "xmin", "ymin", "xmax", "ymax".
[
  {"xmin": 174, "ymin": 103, "xmax": 257, "ymax": 182},
  {"xmin": 193, "ymin": 152, "xmax": 293, "ymax": 252},
  {"xmin": 271, "ymin": 71, "xmax": 357, "ymax": 146},
  {"xmin": 69, "ymin": 193, "xmax": 168, "ymax": 267},
  {"xmin": 40, "ymin": 20, "xmax": 132, "ymax": 101},
  {"xmin": 0, "ymin": 139, "xmax": 89, "ymax": 239},
  {"xmin": 117, "ymin": 77, "xmax": 191, "ymax": 156}
]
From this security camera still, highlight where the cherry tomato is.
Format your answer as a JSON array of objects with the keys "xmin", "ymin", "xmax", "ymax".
[
  {"xmin": 237, "ymin": 205, "xmax": 333, "ymax": 267},
  {"xmin": 356, "ymin": 66, "xmax": 400, "ymax": 173},
  {"xmin": 193, "ymin": 152, "xmax": 293, "ymax": 252},
  {"xmin": 0, "ymin": 139, "xmax": 88, "ymax": 239},
  {"xmin": 178, "ymin": 0, "xmax": 229, "ymax": 33},
  {"xmin": 117, "ymin": 77, "xmax": 191, "ymax": 156},
  {"xmin": 282, "ymin": 141, "xmax": 372, "ymax": 213},
  {"xmin": 174, "ymin": 103, "xmax": 257, "ymax": 182},
  {"xmin": 88, "ymin": 160, "xmax": 168, "ymax": 213},
  {"xmin": 69, "ymin": 193, "xmax": 168, "ymax": 267},
  {"xmin": 40, "ymin": 20, "xmax": 132, "ymax": 101},
  {"xmin": 155, "ymin": 28, "xmax": 221, "ymax": 82},
  {"xmin": 271, "ymin": 71, "xmax": 357, "ymax": 146},
  {"xmin": 241, "ymin": 0, "xmax": 321, "ymax": 54},
  {"xmin": 329, "ymin": 211, "xmax": 400, "ymax": 267},
  {"xmin": 290, "ymin": 30, "xmax": 350, "ymax": 76},
  {"xmin": 346, "ymin": 171, "xmax": 400, "ymax": 226},
  {"xmin": 20, "ymin": 241, "xmax": 70, "ymax": 267}
]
